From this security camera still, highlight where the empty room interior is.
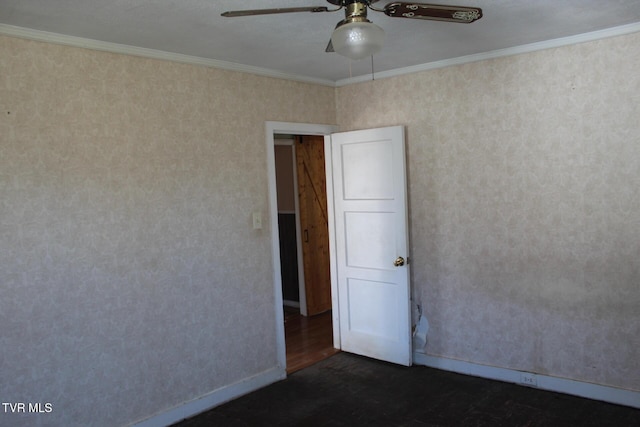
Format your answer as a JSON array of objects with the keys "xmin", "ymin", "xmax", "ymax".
[{"xmin": 1, "ymin": 1, "xmax": 639, "ymax": 426}]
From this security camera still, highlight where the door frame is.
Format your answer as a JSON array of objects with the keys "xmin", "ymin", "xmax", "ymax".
[
  {"xmin": 266, "ymin": 121, "xmax": 338, "ymax": 372},
  {"xmin": 274, "ymin": 138, "xmax": 307, "ymax": 315}
]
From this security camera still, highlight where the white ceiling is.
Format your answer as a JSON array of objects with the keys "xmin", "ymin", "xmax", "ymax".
[{"xmin": 2, "ymin": 0, "xmax": 640, "ymax": 84}]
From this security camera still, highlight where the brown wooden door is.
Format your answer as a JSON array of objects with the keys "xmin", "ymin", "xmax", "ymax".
[{"xmin": 296, "ymin": 135, "xmax": 331, "ymax": 316}]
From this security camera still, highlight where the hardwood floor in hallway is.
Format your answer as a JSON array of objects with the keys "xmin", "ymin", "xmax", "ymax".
[{"xmin": 284, "ymin": 308, "xmax": 339, "ymax": 374}]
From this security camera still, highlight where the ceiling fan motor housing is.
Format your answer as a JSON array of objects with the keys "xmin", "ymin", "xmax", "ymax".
[
  {"xmin": 345, "ymin": 2, "xmax": 368, "ymax": 21},
  {"xmin": 326, "ymin": 0, "xmax": 381, "ymax": 4},
  {"xmin": 326, "ymin": 1, "xmax": 376, "ymax": 22}
]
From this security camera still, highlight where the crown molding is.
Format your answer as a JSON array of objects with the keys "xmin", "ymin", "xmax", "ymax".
[
  {"xmin": 0, "ymin": 23, "xmax": 336, "ymax": 87},
  {"xmin": 2, "ymin": 21, "xmax": 640, "ymax": 88},
  {"xmin": 335, "ymin": 21, "xmax": 640, "ymax": 86}
]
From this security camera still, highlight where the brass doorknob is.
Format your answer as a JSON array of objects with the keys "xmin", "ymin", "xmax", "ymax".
[{"xmin": 393, "ymin": 256, "xmax": 405, "ymax": 267}]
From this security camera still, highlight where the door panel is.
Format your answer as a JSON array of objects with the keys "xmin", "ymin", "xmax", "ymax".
[
  {"xmin": 341, "ymin": 139, "xmax": 395, "ymax": 200},
  {"xmin": 345, "ymin": 212, "xmax": 396, "ymax": 269},
  {"xmin": 330, "ymin": 126, "xmax": 411, "ymax": 366},
  {"xmin": 347, "ymin": 278, "xmax": 400, "ymax": 338},
  {"xmin": 296, "ymin": 135, "xmax": 332, "ymax": 316}
]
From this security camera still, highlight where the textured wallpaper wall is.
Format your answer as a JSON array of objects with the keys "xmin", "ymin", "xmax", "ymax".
[
  {"xmin": 0, "ymin": 35, "xmax": 335, "ymax": 427},
  {"xmin": 336, "ymin": 32, "xmax": 640, "ymax": 391}
]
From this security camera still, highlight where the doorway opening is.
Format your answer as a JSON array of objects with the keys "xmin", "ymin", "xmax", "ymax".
[
  {"xmin": 268, "ymin": 122, "xmax": 412, "ymax": 373},
  {"xmin": 274, "ymin": 133, "xmax": 339, "ymax": 373}
]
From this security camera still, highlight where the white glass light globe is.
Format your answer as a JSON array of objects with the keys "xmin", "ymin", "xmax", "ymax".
[{"xmin": 330, "ymin": 21, "xmax": 385, "ymax": 60}]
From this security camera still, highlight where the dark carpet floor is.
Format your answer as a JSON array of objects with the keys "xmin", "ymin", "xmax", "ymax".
[{"xmin": 173, "ymin": 352, "xmax": 640, "ymax": 427}]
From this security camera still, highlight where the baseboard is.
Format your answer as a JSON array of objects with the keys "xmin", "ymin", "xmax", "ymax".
[
  {"xmin": 413, "ymin": 351, "xmax": 639, "ymax": 409},
  {"xmin": 283, "ymin": 300, "xmax": 300, "ymax": 308},
  {"xmin": 131, "ymin": 367, "xmax": 286, "ymax": 427}
]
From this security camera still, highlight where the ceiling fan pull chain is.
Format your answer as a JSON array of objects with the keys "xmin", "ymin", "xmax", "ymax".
[{"xmin": 371, "ymin": 55, "xmax": 376, "ymax": 81}]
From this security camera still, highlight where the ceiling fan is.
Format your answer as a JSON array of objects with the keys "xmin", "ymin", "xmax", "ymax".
[{"xmin": 221, "ymin": 1, "xmax": 483, "ymax": 60}]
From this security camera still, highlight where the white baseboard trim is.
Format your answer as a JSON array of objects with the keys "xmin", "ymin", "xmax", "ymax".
[
  {"xmin": 413, "ymin": 352, "xmax": 640, "ymax": 409},
  {"xmin": 131, "ymin": 367, "xmax": 286, "ymax": 427},
  {"xmin": 283, "ymin": 300, "xmax": 300, "ymax": 308}
]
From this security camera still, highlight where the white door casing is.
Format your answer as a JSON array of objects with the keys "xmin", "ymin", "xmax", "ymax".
[
  {"xmin": 267, "ymin": 122, "xmax": 337, "ymax": 372},
  {"xmin": 327, "ymin": 126, "xmax": 412, "ymax": 366}
]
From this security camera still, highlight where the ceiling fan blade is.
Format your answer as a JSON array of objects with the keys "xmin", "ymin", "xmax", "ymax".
[
  {"xmin": 325, "ymin": 39, "xmax": 334, "ymax": 53},
  {"xmin": 222, "ymin": 6, "xmax": 332, "ymax": 17},
  {"xmin": 383, "ymin": 2, "xmax": 482, "ymax": 23}
]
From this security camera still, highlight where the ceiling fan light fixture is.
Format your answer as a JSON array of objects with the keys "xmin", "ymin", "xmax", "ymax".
[{"xmin": 330, "ymin": 20, "xmax": 385, "ymax": 60}]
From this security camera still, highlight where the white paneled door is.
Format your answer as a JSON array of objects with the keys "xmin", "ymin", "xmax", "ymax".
[{"xmin": 328, "ymin": 126, "xmax": 411, "ymax": 366}]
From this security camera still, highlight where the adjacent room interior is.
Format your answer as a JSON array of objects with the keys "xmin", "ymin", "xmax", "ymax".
[{"xmin": 274, "ymin": 134, "xmax": 338, "ymax": 373}]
